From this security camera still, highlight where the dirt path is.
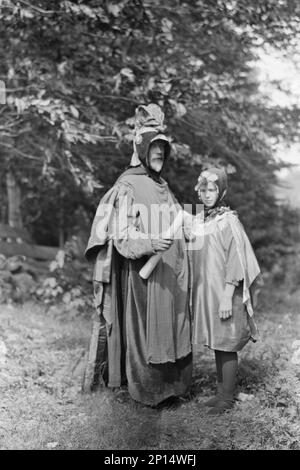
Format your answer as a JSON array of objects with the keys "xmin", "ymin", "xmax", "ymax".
[{"xmin": 0, "ymin": 295, "xmax": 299, "ymax": 450}]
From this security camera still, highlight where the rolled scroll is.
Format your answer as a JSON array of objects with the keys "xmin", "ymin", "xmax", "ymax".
[{"xmin": 139, "ymin": 210, "xmax": 184, "ymax": 280}]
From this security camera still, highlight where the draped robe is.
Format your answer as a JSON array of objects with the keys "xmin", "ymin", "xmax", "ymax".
[{"xmin": 85, "ymin": 168, "xmax": 192, "ymax": 405}]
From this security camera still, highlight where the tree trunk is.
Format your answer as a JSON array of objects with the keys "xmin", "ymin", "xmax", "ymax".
[
  {"xmin": 58, "ymin": 203, "xmax": 65, "ymax": 248},
  {"xmin": 58, "ymin": 227, "xmax": 65, "ymax": 248},
  {"xmin": 6, "ymin": 170, "xmax": 23, "ymax": 228}
]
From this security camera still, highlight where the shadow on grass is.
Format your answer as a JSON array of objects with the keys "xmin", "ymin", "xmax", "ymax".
[
  {"xmin": 190, "ymin": 371, "xmax": 217, "ymax": 398},
  {"xmin": 238, "ymin": 357, "xmax": 271, "ymax": 392},
  {"xmin": 190, "ymin": 353, "xmax": 272, "ymax": 398}
]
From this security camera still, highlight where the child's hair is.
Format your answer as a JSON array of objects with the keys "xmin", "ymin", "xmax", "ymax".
[{"xmin": 195, "ymin": 167, "xmax": 228, "ymax": 204}]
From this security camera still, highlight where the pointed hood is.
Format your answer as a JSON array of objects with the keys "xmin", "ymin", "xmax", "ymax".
[{"xmin": 130, "ymin": 104, "xmax": 171, "ymax": 177}]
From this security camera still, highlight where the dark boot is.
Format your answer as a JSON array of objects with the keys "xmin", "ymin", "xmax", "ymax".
[
  {"xmin": 207, "ymin": 351, "xmax": 238, "ymax": 415},
  {"xmin": 204, "ymin": 350, "xmax": 223, "ymax": 407}
]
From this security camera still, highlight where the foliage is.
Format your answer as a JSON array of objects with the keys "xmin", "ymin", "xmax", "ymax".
[
  {"xmin": 35, "ymin": 241, "xmax": 93, "ymax": 313},
  {"xmin": 0, "ymin": 1, "xmax": 300, "ymax": 266},
  {"xmin": 0, "ymin": 253, "xmax": 37, "ymax": 303}
]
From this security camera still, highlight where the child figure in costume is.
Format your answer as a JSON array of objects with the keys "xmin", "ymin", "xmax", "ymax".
[{"xmin": 190, "ymin": 167, "xmax": 260, "ymax": 415}]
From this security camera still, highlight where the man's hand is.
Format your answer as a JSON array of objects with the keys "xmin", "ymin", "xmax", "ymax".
[
  {"xmin": 151, "ymin": 238, "xmax": 173, "ymax": 252},
  {"xmin": 218, "ymin": 296, "xmax": 233, "ymax": 319}
]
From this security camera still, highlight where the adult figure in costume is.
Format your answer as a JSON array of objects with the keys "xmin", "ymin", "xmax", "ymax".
[{"xmin": 84, "ymin": 104, "xmax": 192, "ymax": 406}]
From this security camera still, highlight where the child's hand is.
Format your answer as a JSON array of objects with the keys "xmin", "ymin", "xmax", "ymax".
[{"xmin": 218, "ymin": 297, "xmax": 233, "ymax": 320}]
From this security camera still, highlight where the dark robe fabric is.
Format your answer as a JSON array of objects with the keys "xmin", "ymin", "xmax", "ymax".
[{"xmin": 85, "ymin": 167, "xmax": 192, "ymax": 406}]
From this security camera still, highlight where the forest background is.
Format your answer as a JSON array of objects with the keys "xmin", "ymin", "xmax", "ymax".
[
  {"xmin": 1, "ymin": 0, "xmax": 300, "ymax": 451},
  {"xmin": 0, "ymin": 0, "xmax": 300, "ymax": 269}
]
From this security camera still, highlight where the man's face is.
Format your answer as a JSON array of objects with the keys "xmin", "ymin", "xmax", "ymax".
[{"xmin": 148, "ymin": 140, "xmax": 166, "ymax": 173}]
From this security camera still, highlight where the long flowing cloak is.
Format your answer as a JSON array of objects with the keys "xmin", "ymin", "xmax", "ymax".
[
  {"xmin": 189, "ymin": 210, "xmax": 261, "ymax": 352},
  {"xmin": 84, "ymin": 167, "xmax": 192, "ymax": 405}
]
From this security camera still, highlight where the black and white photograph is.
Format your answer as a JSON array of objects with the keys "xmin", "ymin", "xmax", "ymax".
[{"xmin": 0, "ymin": 0, "xmax": 300, "ymax": 452}]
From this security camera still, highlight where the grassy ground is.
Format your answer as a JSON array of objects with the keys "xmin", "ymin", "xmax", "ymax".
[{"xmin": 0, "ymin": 287, "xmax": 300, "ymax": 450}]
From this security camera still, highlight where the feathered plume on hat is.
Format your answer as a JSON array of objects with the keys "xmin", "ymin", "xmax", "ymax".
[
  {"xmin": 130, "ymin": 103, "xmax": 170, "ymax": 166},
  {"xmin": 134, "ymin": 103, "xmax": 166, "ymax": 133}
]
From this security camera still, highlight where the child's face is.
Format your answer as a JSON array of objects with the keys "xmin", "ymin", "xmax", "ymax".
[{"xmin": 198, "ymin": 181, "xmax": 219, "ymax": 208}]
